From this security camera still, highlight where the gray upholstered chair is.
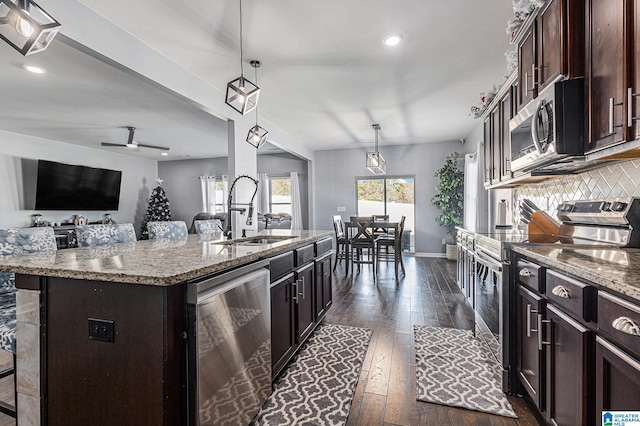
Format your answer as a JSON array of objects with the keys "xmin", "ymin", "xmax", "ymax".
[
  {"xmin": 0, "ymin": 226, "xmax": 57, "ymax": 418},
  {"xmin": 75, "ymin": 223, "xmax": 137, "ymax": 247},
  {"xmin": 147, "ymin": 221, "xmax": 188, "ymax": 240},
  {"xmin": 194, "ymin": 219, "xmax": 223, "ymax": 235}
]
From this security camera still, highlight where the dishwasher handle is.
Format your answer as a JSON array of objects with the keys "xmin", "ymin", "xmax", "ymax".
[{"xmin": 188, "ymin": 259, "xmax": 270, "ymax": 304}]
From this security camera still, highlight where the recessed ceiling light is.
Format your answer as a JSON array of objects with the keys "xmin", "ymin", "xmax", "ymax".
[
  {"xmin": 22, "ymin": 64, "xmax": 46, "ymax": 74},
  {"xmin": 160, "ymin": 152, "xmax": 169, "ymax": 156},
  {"xmin": 383, "ymin": 34, "xmax": 403, "ymax": 47}
]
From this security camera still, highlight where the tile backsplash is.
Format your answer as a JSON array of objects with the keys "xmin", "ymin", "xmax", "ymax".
[{"xmin": 511, "ymin": 158, "xmax": 640, "ymax": 226}]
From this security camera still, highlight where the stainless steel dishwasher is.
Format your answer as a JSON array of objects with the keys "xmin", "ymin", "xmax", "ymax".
[{"xmin": 187, "ymin": 260, "xmax": 271, "ymax": 425}]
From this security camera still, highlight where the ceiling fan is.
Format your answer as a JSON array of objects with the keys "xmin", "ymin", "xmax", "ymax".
[{"xmin": 101, "ymin": 127, "xmax": 169, "ymax": 151}]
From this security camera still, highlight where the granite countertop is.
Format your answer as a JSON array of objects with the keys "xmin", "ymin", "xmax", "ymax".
[
  {"xmin": 0, "ymin": 230, "xmax": 333, "ymax": 286},
  {"xmin": 512, "ymin": 244, "xmax": 640, "ymax": 302}
]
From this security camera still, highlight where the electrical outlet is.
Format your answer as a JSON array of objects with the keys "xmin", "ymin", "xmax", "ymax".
[
  {"xmin": 442, "ymin": 238, "xmax": 446, "ymax": 244},
  {"xmin": 89, "ymin": 318, "xmax": 114, "ymax": 343},
  {"xmin": 337, "ymin": 206, "xmax": 346, "ymax": 212}
]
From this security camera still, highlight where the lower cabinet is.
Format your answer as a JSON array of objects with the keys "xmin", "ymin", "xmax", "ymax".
[
  {"xmin": 596, "ymin": 336, "xmax": 640, "ymax": 413},
  {"xmin": 270, "ymin": 273, "xmax": 297, "ymax": 377},
  {"xmin": 516, "ymin": 285, "xmax": 545, "ymax": 409},
  {"xmin": 269, "ymin": 240, "xmax": 333, "ymax": 380},
  {"xmin": 295, "ymin": 262, "xmax": 316, "ymax": 343},
  {"xmin": 544, "ymin": 304, "xmax": 593, "ymax": 426}
]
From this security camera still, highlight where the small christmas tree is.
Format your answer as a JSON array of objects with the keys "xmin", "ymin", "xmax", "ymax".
[{"xmin": 140, "ymin": 178, "xmax": 172, "ymax": 240}]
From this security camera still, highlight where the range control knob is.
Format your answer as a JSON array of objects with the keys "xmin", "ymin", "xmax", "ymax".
[
  {"xmin": 611, "ymin": 202, "xmax": 627, "ymax": 212},
  {"xmin": 600, "ymin": 202, "xmax": 612, "ymax": 212}
]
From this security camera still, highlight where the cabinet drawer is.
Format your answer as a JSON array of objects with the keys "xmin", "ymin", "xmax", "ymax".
[
  {"xmin": 294, "ymin": 244, "xmax": 315, "ymax": 267},
  {"xmin": 315, "ymin": 237, "xmax": 332, "ymax": 257},
  {"xmin": 269, "ymin": 251, "xmax": 294, "ymax": 283},
  {"xmin": 546, "ymin": 270, "xmax": 596, "ymax": 322},
  {"xmin": 516, "ymin": 260, "xmax": 544, "ymax": 293},
  {"xmin": 598, "ymin": 292, "xmax": 640, "ymax": 355}
]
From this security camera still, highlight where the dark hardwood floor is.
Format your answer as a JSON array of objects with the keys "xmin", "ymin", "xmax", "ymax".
[
  {"xmin": 0, "ymin": 256, "xmax": 541, "ymax": 425},
  {"xmin": 326, "ymin": 256, "xmax": 542, "ymax": 426}
]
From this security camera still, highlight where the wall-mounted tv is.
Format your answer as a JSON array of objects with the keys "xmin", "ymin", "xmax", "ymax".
[{"xmin": 35, "ymin": 160, "xmax": 122, "ymax": 211}]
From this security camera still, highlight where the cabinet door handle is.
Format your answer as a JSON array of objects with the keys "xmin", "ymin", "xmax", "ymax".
[
  {"xmin": 612, "ymin": 316, "xmax": 640, "ymax": 336},
  {"xmin": 292, "ymin": 280, "xmax": 299, "ymax": 304},
  {"xmin": 628, "ymin": 87, "xmax": 640, "ymax": 127},
  {"xmin": 525, "ymin": 72, "xmax": 528, "ymax": 94},
  {"xmin": 301, "ymin": 277, "xmax": 306, "ymax": 300},
  {"xmin": 519, "ymin": 268, "xmax": 532, "ymax": 277},
  {"xmin": 526, "ymin": 304, "xmax": 539, "ymax": 337},
  {"xmin": 551, "ymin": 285, "xmax": 570, "ymax": 299},
  {"xmin": 610, "ymin": 97, "xmax": 624, "ymax": 134},
  {"xmin": 538, "ymin": 314, "xmax": 552, "ymax": 351}
]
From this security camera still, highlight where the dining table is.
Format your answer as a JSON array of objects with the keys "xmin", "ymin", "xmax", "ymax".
[{"xmin": 344, "ymin": 220, "xmax": 399, "ymax": 275}]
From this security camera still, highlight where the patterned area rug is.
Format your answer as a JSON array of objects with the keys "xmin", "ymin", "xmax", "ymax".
[
  {"xmin": 252, "ymin": 323, "xmax": 372, "ymax": 425},
  {"xmin": 414, "ymin": 325, "xmax": 517, "ymax": 418}
]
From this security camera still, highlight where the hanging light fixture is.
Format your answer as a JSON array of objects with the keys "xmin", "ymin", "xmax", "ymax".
[
  {"xmin": 366, "ymin": 124, "xmax": 386, "ymax": 174},
  {"xmin": 246, "ymin": 60, "xmax": 269, "ymax": 148},
  {"xmin": 225, "ymin": 0, "xmax": 259, "ymax": 115},
  {"xmin": 0, "ymin": 0, "xmax": 61, "ymax": 56}
]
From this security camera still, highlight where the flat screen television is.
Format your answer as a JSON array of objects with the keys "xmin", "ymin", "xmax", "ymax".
[{"xmin": 35, "ymin": 160, "xmax": 122, "ymax": 210}]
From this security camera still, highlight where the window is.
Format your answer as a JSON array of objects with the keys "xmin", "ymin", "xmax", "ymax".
[
  {"xmin": 269, "ymin": 177, "xmax": 292, "ymax": 214},
  {"xmin": 356, "ymin": 176, "xmax": 415, "ymax": 251},
  {"xmin": 213, "ymin": 180, "xmax": 225, "ymax": 212}
]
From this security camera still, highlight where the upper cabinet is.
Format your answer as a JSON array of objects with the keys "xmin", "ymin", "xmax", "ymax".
[
  {"xmin": 515, "ymin": 0, "xmax": 585, "ymax": 112},
  {"xmin": 585, "ymin": 0, "xmax": 629, "ymax": 153}
]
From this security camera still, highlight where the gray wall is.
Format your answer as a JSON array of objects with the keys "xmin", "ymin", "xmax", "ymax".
[
  {"xmin": 0, "ymin": 130, "xmax": 158, "ymax": 233},
  {"xmin": 314, "ymin": 141, "xmax": 473, "ymax": 254},
  {"xmin": 158, "ymin": 153, "xmax": 309, "ymax": 228},
  {"xmin": 158, "ymin": 157, "xmax": 228, "ymax": 224}
]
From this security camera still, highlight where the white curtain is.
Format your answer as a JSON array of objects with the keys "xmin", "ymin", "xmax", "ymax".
[
  {"xmin": 290, "ymin": 172, "xmax": 303, "ymax": 231},
  {"xmin": 199, "ymin": 175, "xmax": 216, "ymax": 213},
  {"xmin": 221, "ymin": 175, "xmax": 229, "ymax": 212},
  {"xmin": 256, "ymin": 173, "xmax": 269, "ymax": 214}
]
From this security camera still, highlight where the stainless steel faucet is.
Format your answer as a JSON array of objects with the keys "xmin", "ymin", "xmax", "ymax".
[{"xmin": 225, "ymin": 175, "xmax": 259, "ymax": 239}]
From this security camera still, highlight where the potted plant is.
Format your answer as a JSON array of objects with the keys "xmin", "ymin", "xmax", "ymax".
[{"xmin": 431, "ymin": 151, "xmax": 464, "ymax": 260}]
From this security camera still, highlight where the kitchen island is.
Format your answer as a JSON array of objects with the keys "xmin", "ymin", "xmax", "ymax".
[{"xmin": 0, "ymin": 229, "xmax": 332, "ymax": 426}]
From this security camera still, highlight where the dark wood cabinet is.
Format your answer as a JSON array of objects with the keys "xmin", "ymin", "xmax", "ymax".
[
  {"xmin": 499, "ymin": 86, "xmax": 513, "ymax": 181},
  {"xmin": 518, "ymin": 26, "xmax": 537, "ymax": 110},
  {"xmin": 544, "ymin": 304, "xmax": 593, "ymax": 426},
  {"xmin": 270, "ymin": 272, "xmax": 297, "ymax": 377},
  {"xmin": 517, "ymin": 284, "xmax": 546, "ymax": 410},
  {"xmin": 596, "ymin": 336, "xmax": 640, "ymax": 413},
  {"xmin": 631, "ymin": 0, "xmax": 640, "ymax": 140},
  {"xmin": 585, "ymin": 0, "xmax": 630, "ymax": 152},
  {"xmin": 314, "ymin": 253, "xmax": 332, "ymax": 321},
  {"xmin": 537, "ymin": 0, "xmax": 585, "ymax": 92},
  {"xmin": 294, "ymin": 262, "xmax": 316, "ymax": 344},
  {"xmin": 483, "ymin": 117, "xmax": 492, "ymax": 186}
]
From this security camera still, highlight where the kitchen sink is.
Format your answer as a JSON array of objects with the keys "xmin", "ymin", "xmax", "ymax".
[{"xmin": 215, "ymin": 236, "xmax": 294, "ymax": 246}]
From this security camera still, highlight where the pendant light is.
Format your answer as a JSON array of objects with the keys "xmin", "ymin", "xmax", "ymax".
[
  {"xmin": 225, "ymin": 0, "xmax": 259, "ymax": 115},
  {"xmin": 366, "ymin": 124, "xmax": 386, "ymax": 175},
  {"xmin": 246, "ymin": 60, "xmax": 269, "ymax": 148},
  {"xmin": 0, "ymin": 0, "xmax": 61, "ymax": 56}
]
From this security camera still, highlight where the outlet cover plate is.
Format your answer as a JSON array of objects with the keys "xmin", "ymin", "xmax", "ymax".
[{"xmin": 89, "ymin": 318, "xmax": 114, "ymax": 343}]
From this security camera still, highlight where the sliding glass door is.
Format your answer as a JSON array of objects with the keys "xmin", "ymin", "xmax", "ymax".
[{"xmin": 356, "ymin": 176, "xmax": 415, "ymax": 252}]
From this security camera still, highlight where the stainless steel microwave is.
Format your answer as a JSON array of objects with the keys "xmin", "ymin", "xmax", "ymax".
[{"xmin": 509, "ymin": 77, "xmax": 584, "ymax": 173}]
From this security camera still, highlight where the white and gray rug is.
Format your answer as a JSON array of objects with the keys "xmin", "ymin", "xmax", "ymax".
[
  {"xmin": 414, "ymin": 325, "xmax": 517, "ymax": 418},
  {"xmin": 252, "ymin": 323, "xmax": 372, "ymax": 425}
]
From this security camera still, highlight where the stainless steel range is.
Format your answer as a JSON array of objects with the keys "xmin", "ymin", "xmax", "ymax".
[{"xmin": 469, "ymin": 196, "xmax": 640, "ymax": 392}]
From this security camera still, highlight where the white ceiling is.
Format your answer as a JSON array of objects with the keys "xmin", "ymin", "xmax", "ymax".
[{"xmin": 0, "ymin": 0, "xmax": 515, "ymax": 159}]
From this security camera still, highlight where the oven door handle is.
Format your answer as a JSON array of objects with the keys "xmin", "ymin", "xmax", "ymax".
[{"xmin": 474, "ymin": 251, "xmax": 502, "ymax": 273}]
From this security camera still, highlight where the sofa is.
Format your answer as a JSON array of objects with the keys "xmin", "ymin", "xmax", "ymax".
[{"xmin": 258, "ymin": 213, "xmax": 292, "ymax": 230}]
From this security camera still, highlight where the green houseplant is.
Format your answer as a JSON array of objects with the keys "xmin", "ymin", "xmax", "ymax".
[{"xmin": 431, "ymin": 151, "xmax": 464, "ymax": 260}]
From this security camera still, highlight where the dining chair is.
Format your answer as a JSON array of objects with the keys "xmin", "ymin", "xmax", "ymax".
[
  {"xmin": 75, "ymin": 223, "xmax": 137, "ymax": 247},
  {"xmin": 147, "ymin": 221, "xmax": 188, "ymax": 240},
  {"xmin": 348, "ymin": 216, "xmax": 376, "ymax": 277},
  {"xmin": 0, "ymin": 226, "xmax": 57, "ymax": 418},
  {"xmin": 332, "ymin": 215, "xmax": 348, "ymax": 271},
  {"xmin": 376, "ymin": 216, "xmax": 406, "ymax": 279}
]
